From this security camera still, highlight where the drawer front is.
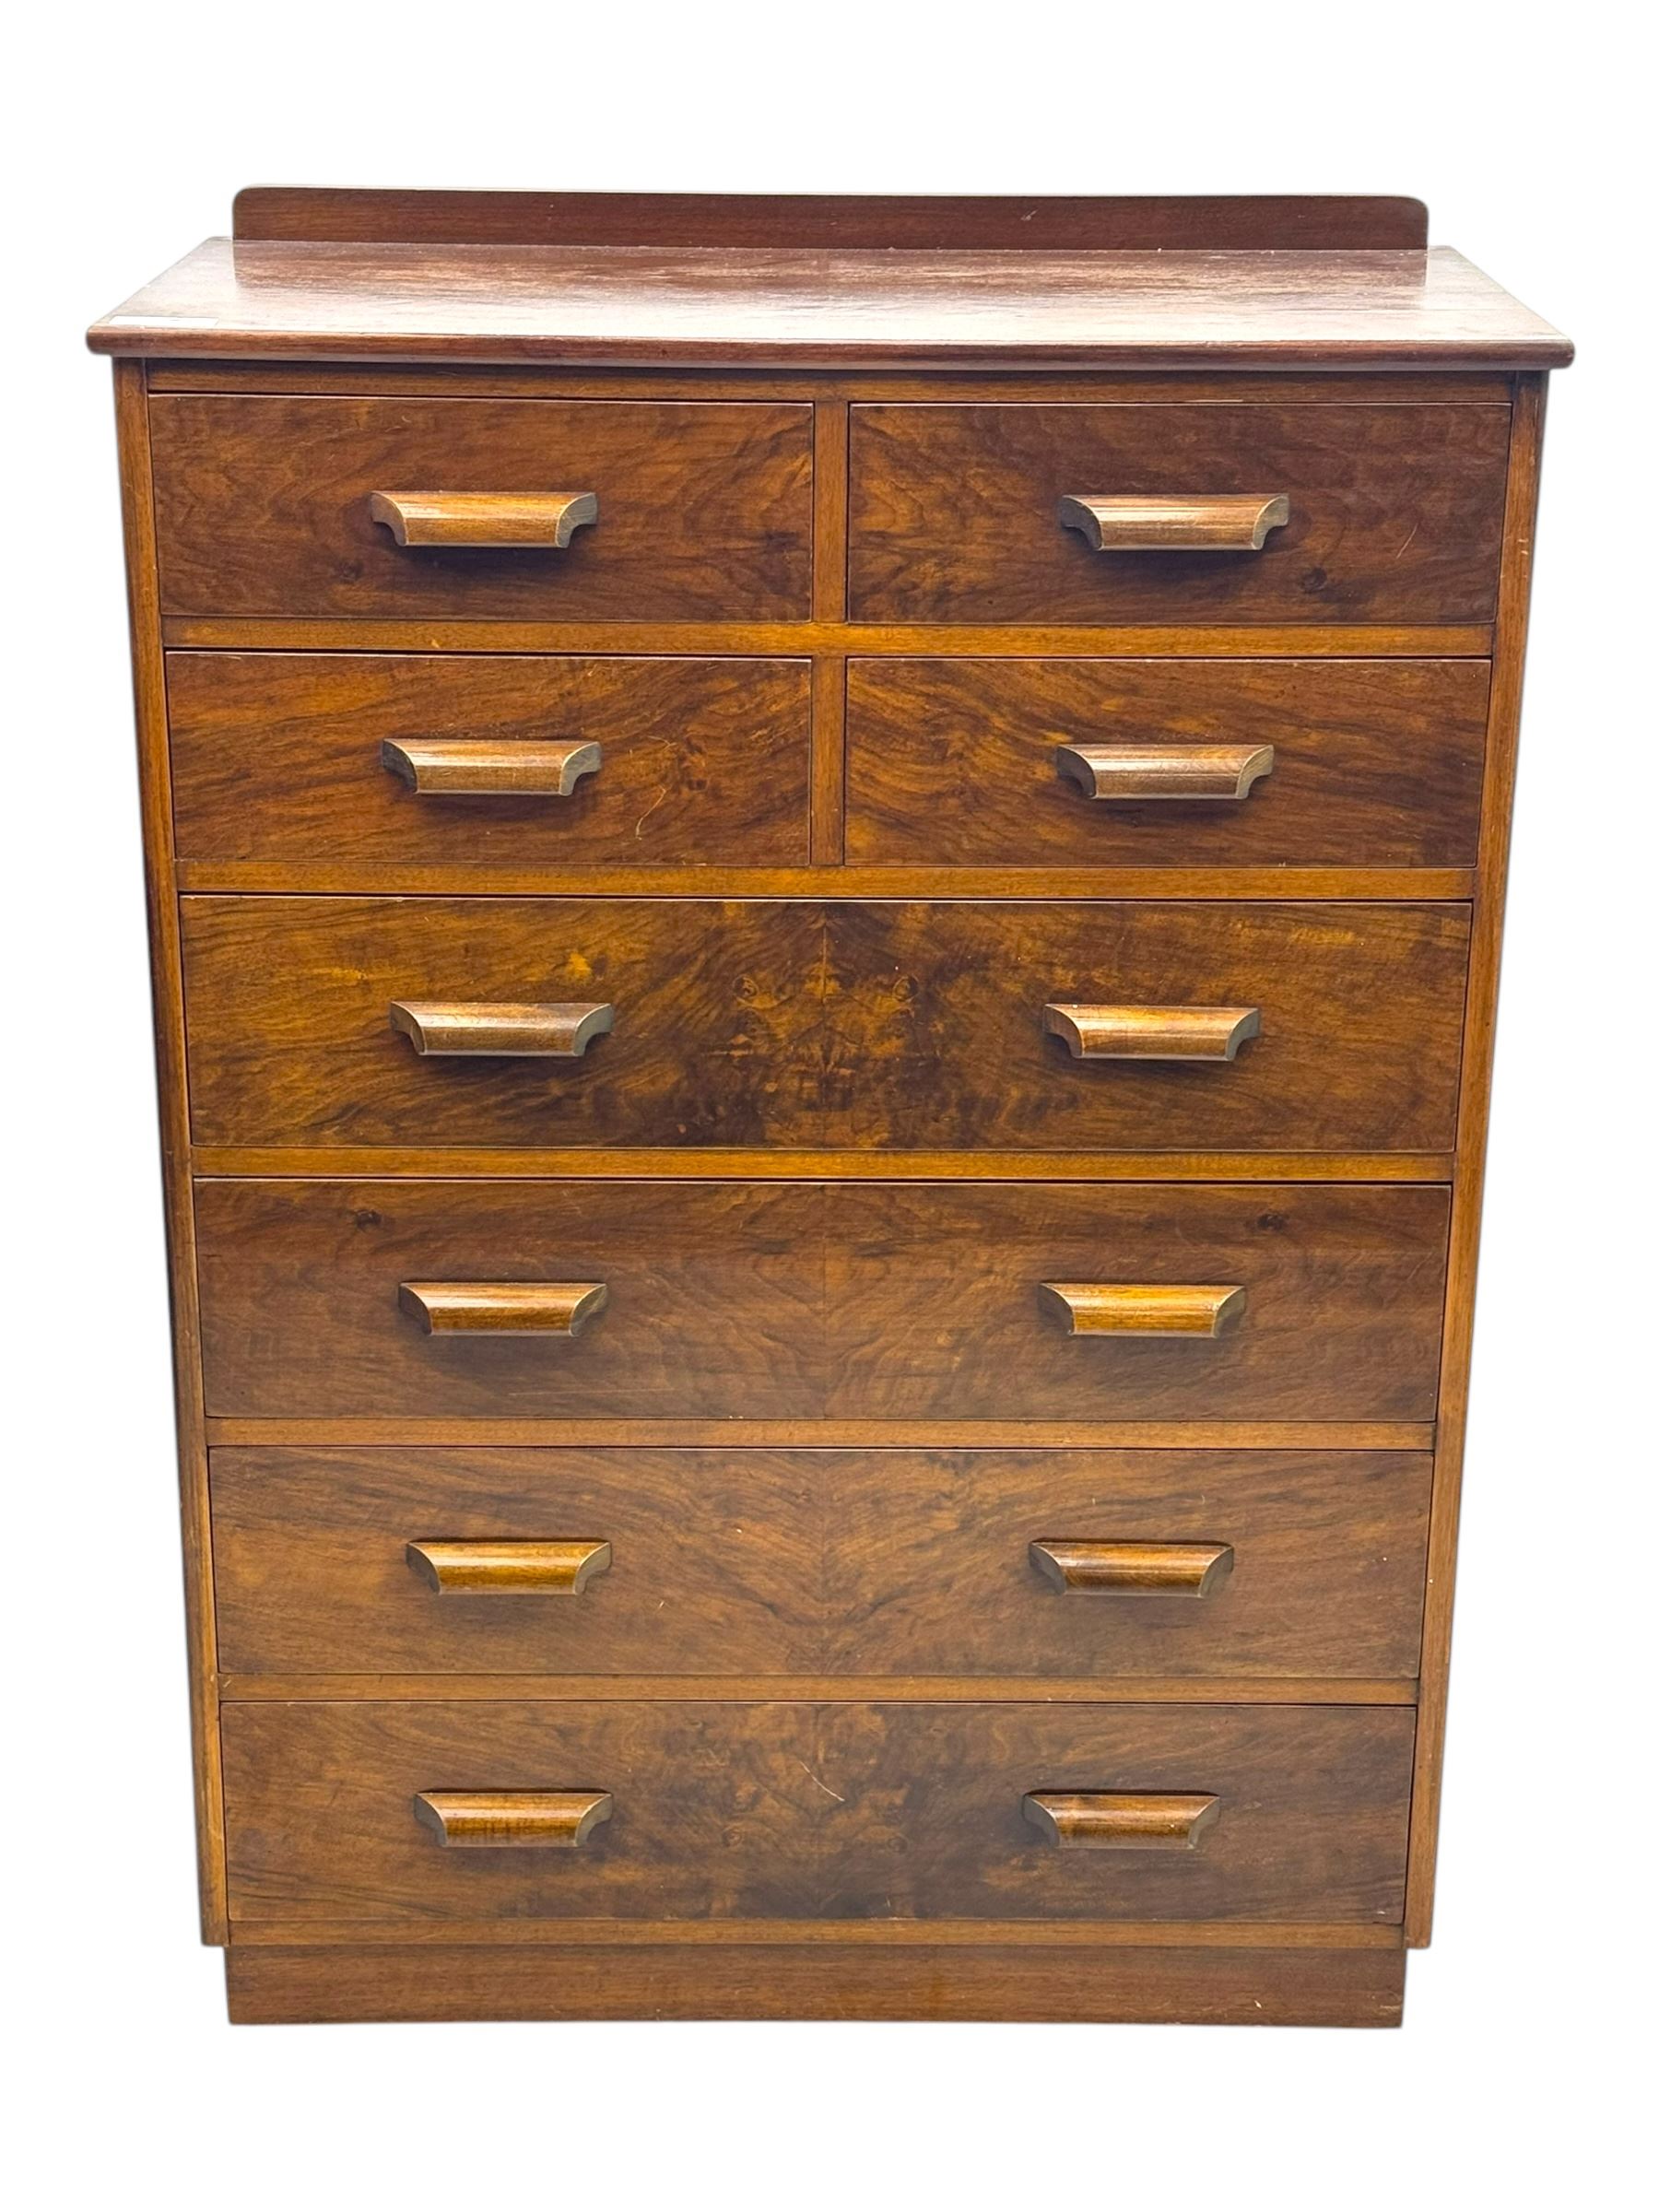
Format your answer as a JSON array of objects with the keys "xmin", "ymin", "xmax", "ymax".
[
  {"xmin": 848, "ymin": 403, "xmax": 1509, "ymax": 624},
  {"xmin": 150, "ymin": 395, "xmax": 814, "ymax": 619},
  {"xmin": 211, "ymin": 1446, "xmax": 1430, "ymax": 1679},
  {"xmin": 845, "ymin": 659, "xmax": 1489, "ymax": 868},
  {"xmin": 221, "ymin": 1699, "xmax": 1414, "ymax": 1924},
  {"xmin": 180, "ymin": 897, "xmax": 824, "ymax": 1149},
  {"xmin": 194, "ymin": 1180, "xmax": 1448, "ymax": 1420},
  {"xmin": 181, "ymin": 899, "xmax": 1468, "ymax": 1153},
  {"xmin": 168, "ymin": 653, "xmax": 812, "ymax": 868}
]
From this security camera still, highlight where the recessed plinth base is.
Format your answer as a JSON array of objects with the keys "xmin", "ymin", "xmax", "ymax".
[{"xmin": 226, "ymin": 1940, "xmax": 1406, "ymax": 2027}]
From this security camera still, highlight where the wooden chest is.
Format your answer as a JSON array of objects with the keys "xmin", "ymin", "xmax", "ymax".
[{"xmin": 88, "ymin": 189, "xmax": 1570, "ymax": 2027}]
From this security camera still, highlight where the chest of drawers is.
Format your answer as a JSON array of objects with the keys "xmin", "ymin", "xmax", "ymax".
[{"xmin": 88, "ymin": 189, "xmax": 1570, "ymax": 2027}]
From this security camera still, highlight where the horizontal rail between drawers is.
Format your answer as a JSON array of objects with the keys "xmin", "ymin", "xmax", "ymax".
[
  {"xmin": 224, "ymin": 1917, "xmax": 1406, "ymax": 1950},
  {"xmin": 191, "ymin": 1149, "xmax": 1456, "ymax": 1182},
  {"xmin": 203, "ymin": 1419, "xmax": 1436, "ymax": 1449},
  {"xmin": 174, "ymin": 866, "xmax": 1478, "ymax": 900},
  {"xmin": 216, "ymin": 1673, "xmax": 1418, "ymax": 1704},
  {"xmin": 159, "ymin": 618, "xmax": 1496, "ymax": 657}
]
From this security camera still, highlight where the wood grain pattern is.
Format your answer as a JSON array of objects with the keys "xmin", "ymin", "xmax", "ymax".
[
  {"xmin": 405, "ymin": 1538, "xmax": 613, "ymax": 1594},
  {"xmin": 113, "ymin": 361, "xmax": 229, "ymax": 1943},
  {"xmin": 1023, "ymin": 1792, "xmax": 1221, "ymax": 1849},
  {"xmin": 225, "ymin": 1939, "xmax": 1407, "ymax": 2026},
  {"xmin": 845, "ymin": 658, "xmax": 1488, "ymax": 868},
  {"xmin": 1406, "ymin": 373, "xmax": 1548, "ymax": 1946},
  {"xmin": 413, "ymin": 1790, "xmax": 614, "ymax": 1847},
  {"xmin": 149, "ymin": 396, "xmax": 813, "ymax": 619},
  {"xmin": 166, "ymin": 653, "xmax": 812, "ymax": 869},
  {"xmin": 89, "ymin": 238, "xmax": 1569, "ymax": 373},
  {"xmin": 220, "ymin": 1700, "xmax": 1414, "ymax": 1924},
  {"xmin": 193, "ymin": 1179, "xmax": 1450, "ymax": 1422},
  {"xmin": 368, "ymin": 488, "xmax": 597, "ymax": 547},
  {"xmin": 229, "ymin": 189, "xmax": 1433, "ymax": 252},
  {"xmin": 180, "ymin": 899, "xmax": 1470, "ymax": 1153},
  {"xmin": 1057, "ymin": 493, "xmax": 1289, "ymax": 552},
  {"xmin": 849, "ymin": 404, "xmax": 1510, "ymax": 624},
  {"xmin": 208, "ymin": 1446, "xmax": 1430, "ymax": 1679}
]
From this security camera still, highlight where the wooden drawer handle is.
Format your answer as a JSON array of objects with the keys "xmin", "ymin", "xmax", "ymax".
[
  {"xmin": 1040, "ymin": 1283, "xmax": 1246, "ymax": 1337},
  {"xmin": 390, "ymin": 1000, "xmax": 614, "ymax": 1057},
  {"xmin": 1058, "ymin": 493, "xmax": 1289, "ymax": 553},
  {"xmin": 1023, "ymin": 1793, "xmax": 1220, "ymax": 1851},
  {"xmin": 414, "ymin": 1791, "xmax": 614, "ymax": 1849},
  {"xmin": 369, "ymin": 490, "xmax": 598, "ymax": 548},
  {"xmin": 1055, "ymin": 743, "xmax": 1275, "ymax": 802},
  {"xmin": 382, "ymin": 738, "xmax": 602, "ymax": 796},
  {"xmin": 406, "ymin": 1539, "xmax": 613, "ymax": 1594},
  {"xmin": 1045, "ymin": 1004, "xmax": 1260, "ymax": 1063},
  {"xmin": 399, "ymin": 1281, "xmax": 609, "ymax": 1336},
  {"xmin": 1030, "ymin": 1540, "xmax": 1235, "ymax": 1596}
]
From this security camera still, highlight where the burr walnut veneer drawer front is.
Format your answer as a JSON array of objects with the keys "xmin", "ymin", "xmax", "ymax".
[
  {"xmin": 221, "ymin": 1700, "xmax": 1415, "ymax": 1925},
  {"xmin": 180, "ymin": 899, "xmax": 1470, "ymax": 1152},
  {"xmin": 148, "ymin": 395, "xmax": 814, "ymax": 620},
  {"xmin": 845, "ymin": 659, "xmax": 1489, "ymax": 868},
  {"xmin": 847, "ymin": 404, "xmax": 1510, "ymax": 625},
  {"xmin": 167, "ymin": 653, "xmax": 813, "ymax": 868},
  {"xmin": 211, "ymin": 1446, "xmax": 1431, "ymax": 1679},
  {"xmin": 194, "ymin": 1179, "xmax": 1450, "ymax": 1421}
]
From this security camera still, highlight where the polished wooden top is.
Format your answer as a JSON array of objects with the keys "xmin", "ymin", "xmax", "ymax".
[{"xmin": 88, "ymin": 191, "xmax": 1571, "ymax": 371}]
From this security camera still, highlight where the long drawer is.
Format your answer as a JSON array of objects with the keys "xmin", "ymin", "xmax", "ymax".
[
  {"xmin": 845, "ymin": 658, "xmax": 1489, "ymax": 868},
  {"xmin": 847, "ymin": 402, "xmax": 1510, "ymax": 623},
  {"xmin": 149, "ymin": 394, "xmax": 815, "ymax": 619},
  {"xmin": 211, "ymin": 1446, "xmax": 1431, "ymax": 1678},
  {"xmin": 220, "ymin": 1699, "xmax": 1415, "ymax": 1924},
  {"xmin": 180, "ymin": 899, "xmax": 1470, "ymax": 1152},
  {"xmin": 167, "ymin": 653, "xmax": 813, "ymax": 868},
  {"xmin": 194, "ymin": 1179, "xmax": 1450, "ymax": 1421}
]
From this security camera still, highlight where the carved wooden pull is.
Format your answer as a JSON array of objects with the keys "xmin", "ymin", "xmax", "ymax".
[
  {"xmin": 1054, "ymin": 743, "xmax": 1275, "ymax": 802},
  {"xmin": 1030, "ymin": 1540, "xmax": 1235, "ymax": 1597},
  {"xmin": 390, "ymin": 1001, "xmax": 614, "ymax": 1057},
  {"xmin": 1058, "ymin": 494, "xmax": 1289, "ymax": 552},
  {"xmin": 1022, "ymin": 1793, "xmax": 1221, "ymax": 1851},
  {"xmin": 369, "ymin": 490, "xmax": 598, "ymax": 548},
  {"xmin": 406, "ymin": 1539, "xmax": 613, "ymax": 1594},
  {"xmin": 399, "ymin": 1282, "xmax": 609, "ymax": 1336},
  {"xmin": 1040, "ymin": 1283, "xmax": 1246, "ymax": 1338},
  {"xmin": 1044, "ymin": 1004, "xmax": 1261, "ymax": 1063},
  {"xmin": 382, "ymin": 738, "xmax": 603, "ymax": 796},
  {"xmin": 413, "ymin": 1791, "xmax": 614, "ymax": 1848}
]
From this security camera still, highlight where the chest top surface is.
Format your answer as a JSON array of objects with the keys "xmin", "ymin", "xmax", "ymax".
[{"xmin": 87, "ymin": 190, "xmax": 1571, "ymax": 371}]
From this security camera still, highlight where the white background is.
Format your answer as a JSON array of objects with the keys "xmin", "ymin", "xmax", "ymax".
[{"xmin": 6, "ymin": 5, "xmax": 1651, "ymax": 2203}]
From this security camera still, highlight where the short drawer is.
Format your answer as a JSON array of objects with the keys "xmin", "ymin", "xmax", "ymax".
[
  {"xmin": 194, "ymin": 1180, "xmax": 1449, "ymax": 1421},
  {"xmin": 168, "ymin": 653, "xmax": 812, "ymax": 868},
  {"xmin": 845, "ymin": 659, "xmax": 1489, "ymax": 868},
  {"xmin": 179, "ymin": 899, "xmax": 1469, "ymax": 1153},
  {"xmin": 211, "ymin": 1445, "xmax": 1430, "ymax": 1679},
  {"xmin": 847, "ymin": 403, "xmax": 1509, "ymax": 624},
  {"xmin": 221, "ymin": 1699, "xmax": 1414, "ymax": 1924},
  {"xmin": 149, "ymin": 394, "xmax": 814, "ymax": 619}
]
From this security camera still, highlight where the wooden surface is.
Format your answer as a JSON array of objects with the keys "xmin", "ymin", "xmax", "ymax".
[
  {"xmin": 219, "ymin": 1699, "xmax": 1413, "ymax": 1924},
  {"xmin": 208, "ymin": 1445, "xmax": 1430, "ymax": 1679},
  {"xmin": 96, "ymin": 191, "xmax": 1565, "ymax": 2021},
  {"xmin": 845, "ymin": 658, "xmax": 1488, "ymax": 868},
  {"xmin": 149, "ymin": 395, "xmax": 814, "ymax": 618},
  {"xmin": 166, "ymin": 653, "xmax": 812, "ymax": 868},
  {"xmin": 230, "ymin": 189, "xmax": 1434, "ymax": 252},
  {"xmin": 88, "ymin": 239, "xmax": 1569, "ymax": 371},
  {"xmin": 192, "ymin": 1178, "xmax": 1450, "ymax": 1421},
  {"xmin": 849, "ymin": 403, "xmax": 1510, "ymax": 624},
  {"xmin": 225, "ymin": 1939, "xmax": 1407, "ymax": 2025},
  {"xmin": 179, "ymin": 898, "xmax": 1469, "ymax": 1152}
]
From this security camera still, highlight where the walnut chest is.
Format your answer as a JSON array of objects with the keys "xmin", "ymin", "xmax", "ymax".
[{"xmin": 88, "ymin": 189, "xmax": 1571, "ymax": 2026}]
